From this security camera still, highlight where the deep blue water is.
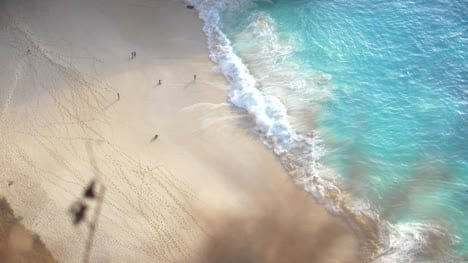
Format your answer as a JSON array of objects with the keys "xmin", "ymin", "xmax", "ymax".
[{"xmin": 195, "ymin": 0, "xmax": 467, "ymax": 261}]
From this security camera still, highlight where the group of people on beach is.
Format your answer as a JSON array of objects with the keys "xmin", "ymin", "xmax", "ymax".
[
  {"xmin": 130, "ymin": 51, "xmax": 197, "ymax": 86},
  {"xmin": 123, "ymin": 51, "xmax": 198, "ymax": 142}
]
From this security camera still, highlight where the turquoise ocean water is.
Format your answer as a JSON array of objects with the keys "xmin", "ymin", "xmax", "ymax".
[{"xmin": 191, "ymin": 0, "xmax": 467, "ymax": 261}]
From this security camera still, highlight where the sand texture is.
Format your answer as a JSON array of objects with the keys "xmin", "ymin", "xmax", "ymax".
[{"xmin": 0, "ymin": 0, "xmax": 362, "ymax": 262}]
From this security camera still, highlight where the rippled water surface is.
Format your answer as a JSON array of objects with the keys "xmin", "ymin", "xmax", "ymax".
[{"xmin": 194, "ymin": 0, "xmax": 467, "ymax": 260}]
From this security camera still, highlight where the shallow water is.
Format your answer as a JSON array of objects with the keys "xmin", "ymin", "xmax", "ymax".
[{"xmin": 191, "ymin": 0, "xmax": 467, "ymax": 261}]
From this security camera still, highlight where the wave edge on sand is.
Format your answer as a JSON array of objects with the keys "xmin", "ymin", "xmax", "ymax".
[{"xmin": 186, "ymin": 0, "xmax": 462, "ymax": 262}]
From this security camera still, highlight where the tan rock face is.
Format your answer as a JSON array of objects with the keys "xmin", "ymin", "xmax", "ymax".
[{"xmin": 0, "ymin": 198, "xmax": 56, "ymax": 263}]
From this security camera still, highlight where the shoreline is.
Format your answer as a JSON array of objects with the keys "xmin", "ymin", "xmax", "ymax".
[
  {"xmin": 191, "ymin": 1, "xmax": 465, "ymax": 262},
  {"xmin": 191, "ymin": 0, "xmax": 385, "ymax": 260},
  {"xmin": 1, "ymin": 0, "xmax": 364, "ymax": 262}
]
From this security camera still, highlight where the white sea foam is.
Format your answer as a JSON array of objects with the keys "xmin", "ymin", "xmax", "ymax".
[
  {"xmin": 376, "ymin": 223, "xmax": 461, "ymax": 263},
  {"xmin": 186, "ymin": 0, "xmax": 460, "ymax": 261},
  {"xmin": 187, "ymin": 0, "xmax": 302, "ymax": 155}
]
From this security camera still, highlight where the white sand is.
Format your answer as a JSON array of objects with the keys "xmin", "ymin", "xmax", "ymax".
[{"xmin": 0, "ymin": 0, "xmax": 361, "ymax": 262}]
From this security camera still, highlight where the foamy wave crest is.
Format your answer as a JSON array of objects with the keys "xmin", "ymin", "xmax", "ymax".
[
  {"xmin": 375, "ymin": 223, "xmax": 461, "ymax": 263},
  {"xmin": 237, "ymin": 12, "xmax": 293, "ymax": 64},
  {"xmin": 186, "ymin": 0, "xmax": 460, "ymax": 262},
  {"xmin": 187, "ymin": 0, "xmax": 302, "ymax": 155}
]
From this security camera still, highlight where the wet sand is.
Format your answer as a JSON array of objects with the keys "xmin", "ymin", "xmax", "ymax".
[{"xmin": 0, "ymin": 0, "xmax": 362, "ymax": 262}]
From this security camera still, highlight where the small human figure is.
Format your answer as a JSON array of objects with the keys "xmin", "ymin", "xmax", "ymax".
[
  {"xmin": 151, "ymin": 134, "xmax": 159, "ymax": 142},
  {"xmin": 7, "ymin": 180, "xmax": 13, "ymax": 186},
  {"xmin": 131, "ymin": 51, "xmax": 136, "ymax": 59},
  {"xmin": 194, "ymin": 74, "xmax": 197, "ymax": 81},
  {"xmin": 70, "ymin": 202, "xmax": 88, "ymax": 225},
  {"xmin": 117, "ymin": 92, "xmax": 120, "ymax": 100},
  {"xmin": 84, "ymin": 181, "xmax": 96, "ymax": 199},
  {"xmin": 26, "ymin": 49, "xmax": 31, "ymax": 55},
  {"xmin": 158, "ymin": 80, "xmax": 162, "ymax": 85}
]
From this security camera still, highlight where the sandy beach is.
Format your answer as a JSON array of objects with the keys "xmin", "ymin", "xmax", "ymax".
[{"xmin": 0, "ymin": 0, "xmax": 362, "ymax": 262}]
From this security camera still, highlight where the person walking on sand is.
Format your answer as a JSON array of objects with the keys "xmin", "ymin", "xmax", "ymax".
[
  {"xmin": 117, "ymin": 93, "xmax": 120, "ymax": 100},
  {"xmin": 158, "ymin": 80, "xmax": 162, "ymax": 85},
  {"xmin": 194, "ymin": 74, "xmax": 197, "ymax": 81},
  {"xmin": 151, "ymin": 134, "xmax": 159, "ymax": 142}
]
